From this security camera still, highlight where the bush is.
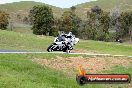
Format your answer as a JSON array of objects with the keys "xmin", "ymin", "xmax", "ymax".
[{"xmin": 0, "ymin": 10, "xmax": 9, "ymax": 30}]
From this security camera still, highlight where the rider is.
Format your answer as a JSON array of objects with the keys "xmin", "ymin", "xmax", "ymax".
[
  {"xmin": 56, "ymin": 32, "xmax": 74, "ymax": 45},
  {"xmin": 66, "ymin": 32, "xmax": 73, "ymax": 38},
  {"xmin": 66, "ymin": 32, "xmax": 74, "ymax": 46},
  {"xmin": 54, "ymin": 32, "xmax": 75, "ymax": 51},
  {"xmin": 56, "ymin": 33, "xmax": 66, "ymax": 42}
]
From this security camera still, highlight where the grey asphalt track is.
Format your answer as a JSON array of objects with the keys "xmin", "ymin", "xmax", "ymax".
[{"xmin": 0, "ymin": 50, "xmax": 132, "ymax": 58}]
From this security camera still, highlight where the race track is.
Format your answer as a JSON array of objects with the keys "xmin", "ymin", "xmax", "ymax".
[{"xmin": 0, "ymin": 50, "xmax": 132, "ymax": 58}]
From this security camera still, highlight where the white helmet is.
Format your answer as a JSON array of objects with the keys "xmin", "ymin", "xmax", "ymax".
[{"xmin": 67, "ymin": 32, "xmax": 72, "ymax": 36}]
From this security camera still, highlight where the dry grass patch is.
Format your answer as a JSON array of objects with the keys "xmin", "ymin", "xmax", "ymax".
[
  {"xmin": 32, "ymin": 56, "xmax": 132, "ymax": 75},
  {"xmin": 71, "ymin": 49, "xmax": 98, "ymax": 53}
]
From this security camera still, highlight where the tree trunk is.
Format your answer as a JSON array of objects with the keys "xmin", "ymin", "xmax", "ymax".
[
  {"xmin": 129, "ymin": 25, "xmax": 132, "ymax": 44},
  {"xmin": 130, "ymin": 30, "xmax": 132, "ymax": 44}
]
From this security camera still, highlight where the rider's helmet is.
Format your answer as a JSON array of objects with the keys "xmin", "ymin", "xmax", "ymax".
[
  {"xmin": 67, "ymin": 32, "xmax": 72, "ymax": 36},
  {"xmin": 67, "ymin": 32, "xmax": 73, "ymax": 38}
]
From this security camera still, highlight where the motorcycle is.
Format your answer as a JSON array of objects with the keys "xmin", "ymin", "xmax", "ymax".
[{"xmin": 47, "ymin": 34, "xmax": 79, "ymax": 52}]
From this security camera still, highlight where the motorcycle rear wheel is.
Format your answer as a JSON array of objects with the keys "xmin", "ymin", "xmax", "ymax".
[{"xmin": 63, "ymin": 47, "xmax": 70, "ymax": 53}]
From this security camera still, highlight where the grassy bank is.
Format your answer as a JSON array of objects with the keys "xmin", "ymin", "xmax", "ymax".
[
  {"xmin": 0, "ymin": 30, "xmax": 53, "ymax": 51},
  {"xmin": 0, "ymin": 54, "xmax": 103, "ymax": 88},
  {"xmin": 0, "ymin": 54, "xmax": 131, "ymax": 88},
  {"xmin": 0, "ymin": 30, "xmax": 132, "ymax": 56},
  {"xmin": 77, "ymin": 40, "xmax": 132, "ymax": 56}
]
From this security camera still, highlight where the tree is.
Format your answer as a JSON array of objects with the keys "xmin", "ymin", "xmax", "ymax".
[
  {"xmin": 129, "ymin": 25, "xmax": 132, "ymax": 43},
  {"xmin": 0, "ymin": 10, "xmax": 9, "ymax": 30},
  {"xmin": 70, "ymin": 6, "xmax": 76, "ymax": 13},
  {"xmin": 78, "ymin": 20, "xmax": 97, "ymax": 40},
  {"xmin": 29, "ymin": 5, "xmax": 54, "ymax": 35},
  {"xmin": 60, "ymin": 11, "xmax": 73, "ymax": 32},
  {"xmin": 81, "ymin": 6, "xmax": 110, "ymax": 41},
  {"xmin": 91, "ymin": 5, "xmax": 102, "ymax": 19},
  {"xmin": 125, "ymin": 12, "xmax": 132, "ymax": 43},
  {"xmin": 17, "ymin": 14, "xmax": 22, "ymax": 22},
  {"xmin": 82, "ymin": 12, "xmax": 98, "ymax": 40},
  {"xmin": 109, "ymin": 7, "xmax": 122, "ymax": 40},
  {"xmin": 95, "ymin": 11, "xmax": 110, "ymax": 41},
  {"xmin": 59, "ymin": 11, "xmax": 81, "ymax": 36},
  {"xmin": 119, "ymin": 12, "xmax": 132, "ymax": 43},
  {"xmin": 23, "ymin": 16, "xmax": 29, "ymax": 24},
  {"xmin": 99, "ymin": 11, "xmax": 110, "ymax": 33},
  {"xmin": 9, "ymin": 19, "xmax": 14, "ymax": 31}
]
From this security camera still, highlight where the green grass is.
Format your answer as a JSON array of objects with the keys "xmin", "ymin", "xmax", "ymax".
[
  {"xmin": 0, "ymin": 30, "xmax": 132, "ymax": 56},
  {"xmin": 0, "ymin": 54, "xmax": 131, "ymax": 88},
  {"xmin": 76, "ymin": 40, "xmax": 132, "ymax": 56},
  {"xmin": 102, "ymin": 65, "xmax": 132, "ymax": 88},
  {"xmin": 7, "ymin": 27, "xmax": 33, "ymax": 34},
  {"xmin": 0, "ymin": 30, "xmax": 53, "ymax": 51},
  {"xmin": 0, "ymin": 54, "xmax": 104, "ymax": 88}
]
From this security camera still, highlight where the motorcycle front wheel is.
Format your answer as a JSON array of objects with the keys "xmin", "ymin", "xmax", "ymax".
[{"xmin": 47, "ymin": 44, "xmax": 54, "ymax": 52}]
